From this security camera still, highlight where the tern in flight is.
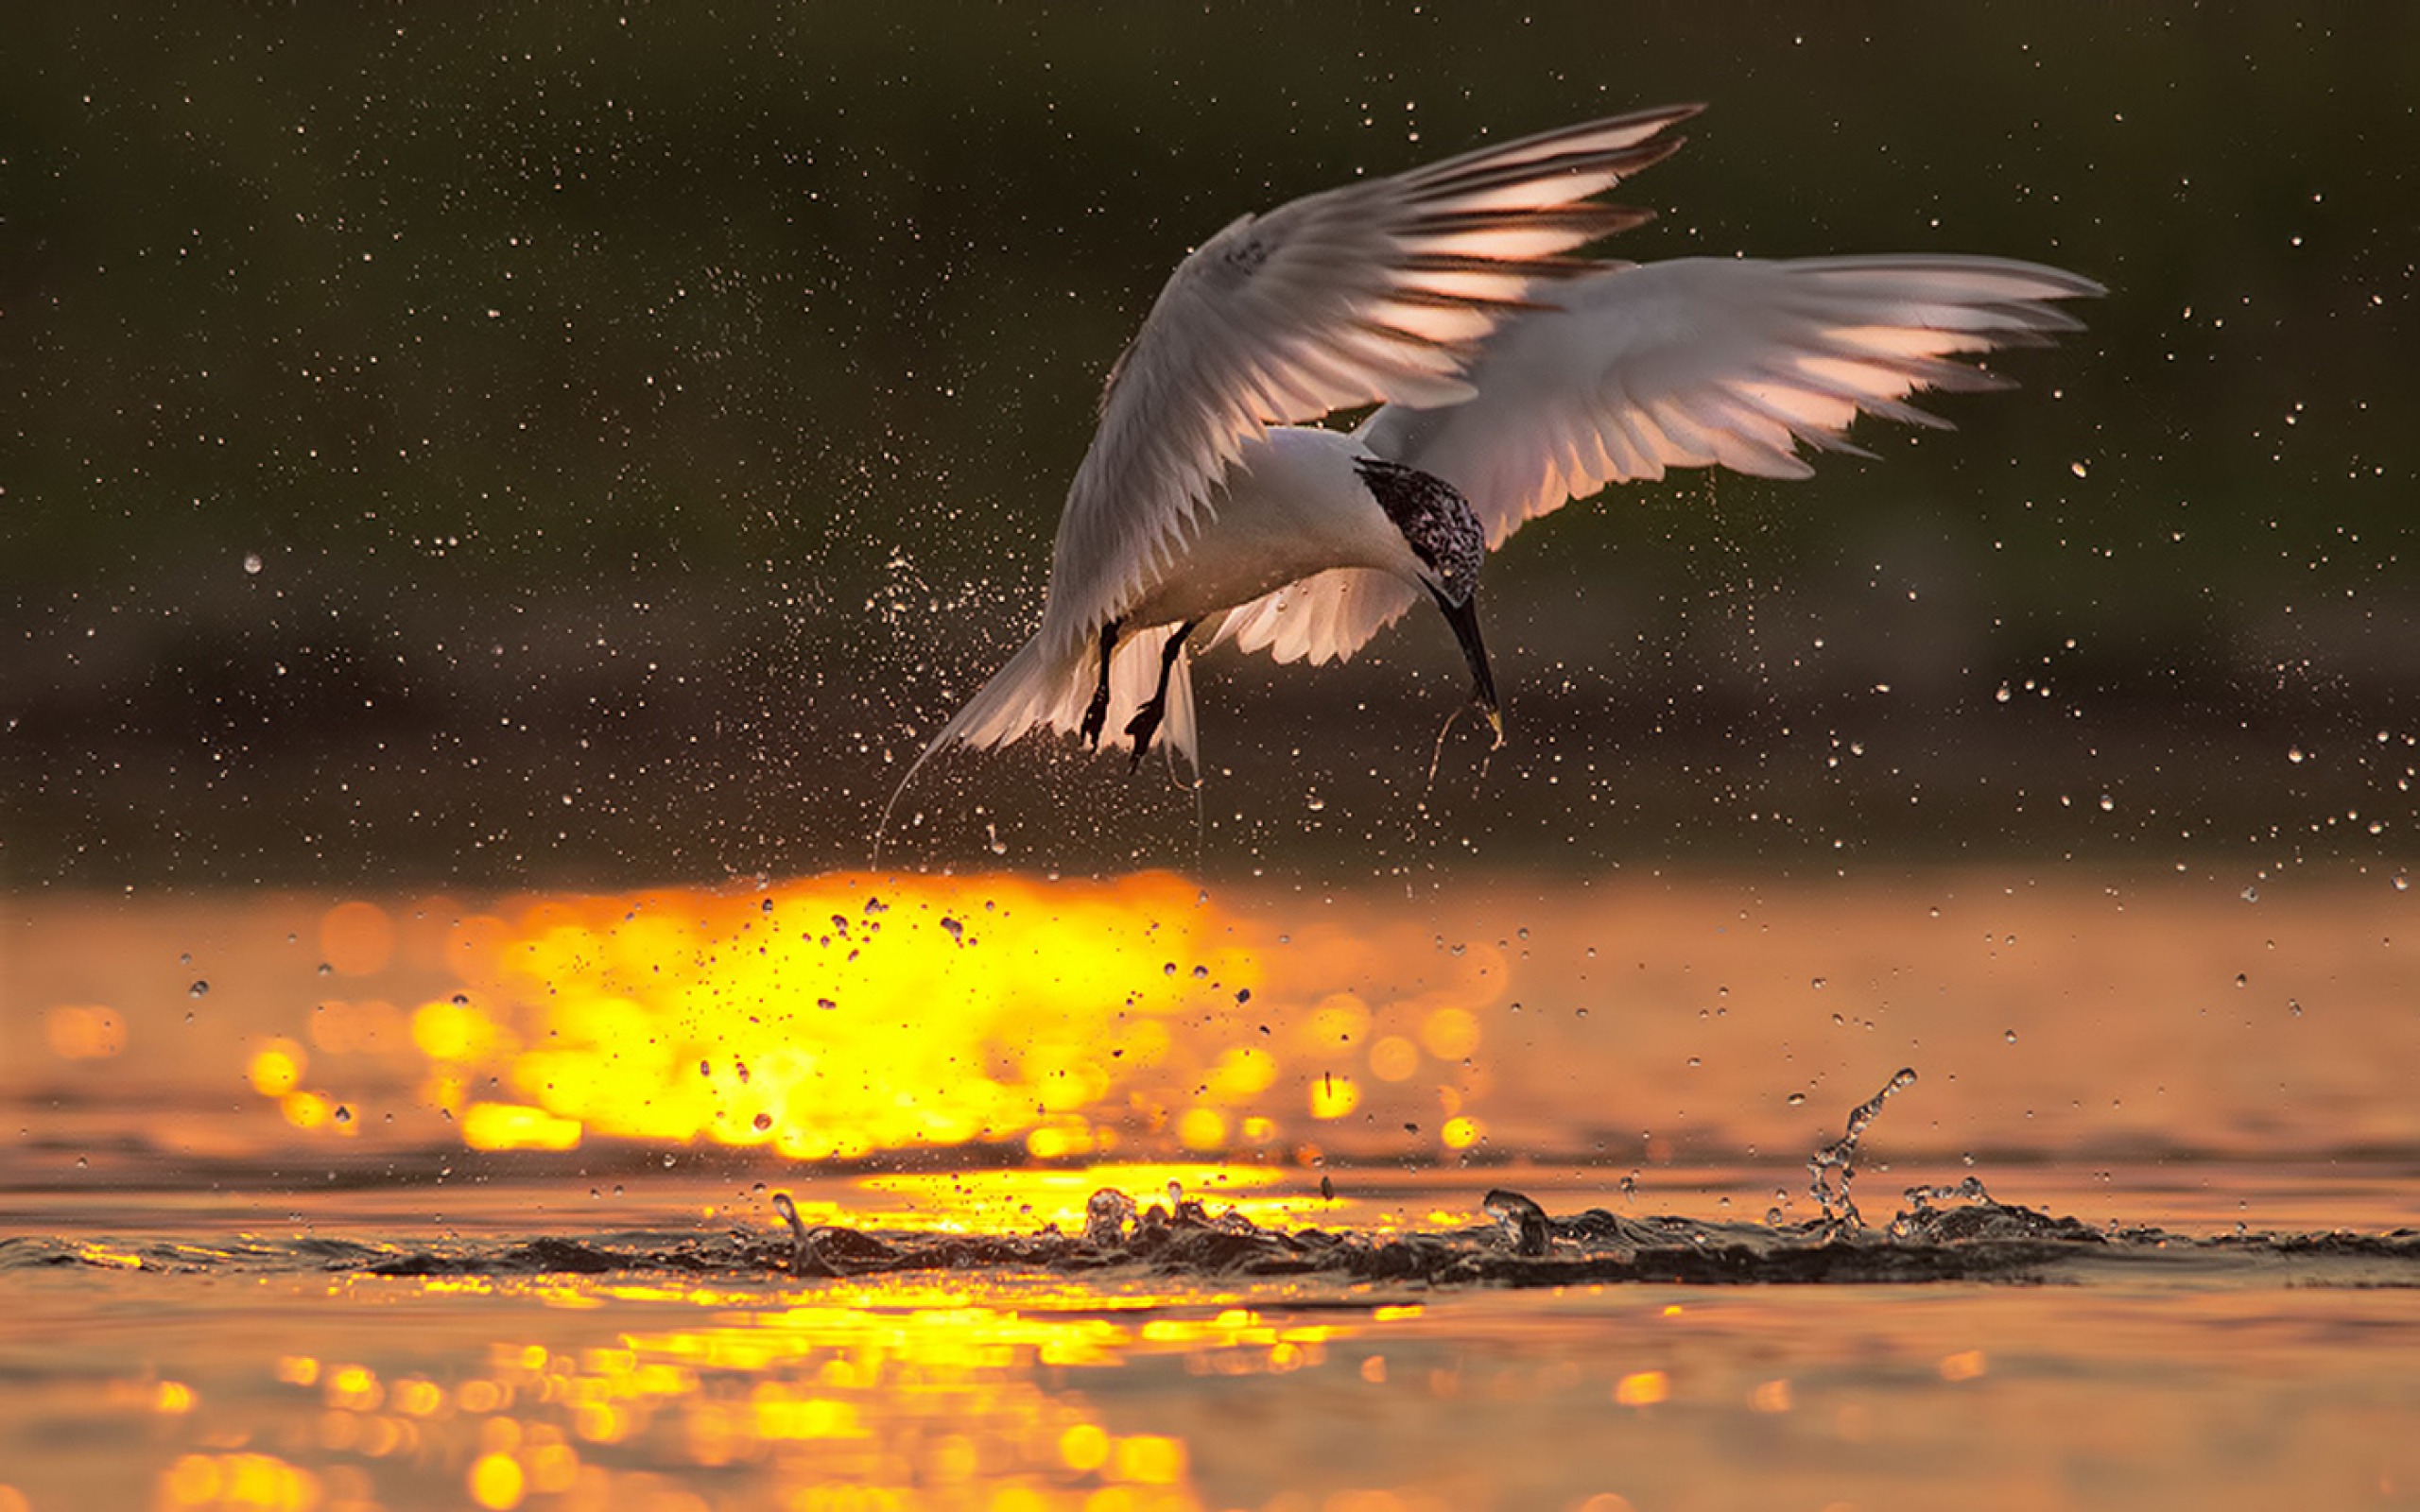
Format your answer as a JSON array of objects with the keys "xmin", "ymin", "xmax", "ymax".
[{"xmin": 883, "ymin": 103, "xmax": 2098, "ymax": 817}]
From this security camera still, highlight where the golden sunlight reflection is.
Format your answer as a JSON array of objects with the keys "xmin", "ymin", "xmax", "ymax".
[
  {"xmin": 198, "ymin": 1277, "xmax": 1409, "ymax": 1512},
  {"xmin": 248, "ymin": 873, "xmax": 1507, "ymax": 1164},
  {"xmin": 859, "ymin": 1164, "xmax": 1293, "ymax": 1232}
]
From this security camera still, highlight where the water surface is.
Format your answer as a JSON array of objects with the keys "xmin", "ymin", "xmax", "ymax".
[{"xmin": 8, "ymin": 871, "xmax": 2419, "ymax": 1510}]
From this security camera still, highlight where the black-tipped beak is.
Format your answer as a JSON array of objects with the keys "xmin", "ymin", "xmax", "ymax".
[{"xmin": 1429, "ymin": 585, "xmax": 1504, "ymax": 747}]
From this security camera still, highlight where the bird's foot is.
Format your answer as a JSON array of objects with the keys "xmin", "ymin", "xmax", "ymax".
[
  {"xmin": 1080, "ymin": 618, "xmax": 1121, "ymax": 748},
  {"xmin": 1123, "ymin": 699, "xmax": 1166, "ymax": 770}
]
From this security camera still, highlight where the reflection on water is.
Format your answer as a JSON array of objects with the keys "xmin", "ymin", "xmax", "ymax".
[
  {"xmin": 9, "ymin": 1169, "xmax": 2420, "ymax": 1512},
  {"xmin": 13, "ymin": 868, "xmax": 2420, "ymax": 1182},
  {"xmin": 8, "ymin": 870, "xmax": 2420, "ymax": 1510},
  {"xmin": 394, "ymin": 871, "xmax": 1495, "ymax": 1165}
]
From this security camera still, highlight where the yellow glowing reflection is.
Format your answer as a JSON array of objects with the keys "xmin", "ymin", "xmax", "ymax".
[
  {"xmin": 248, "ymin": 1039, "xmax": 307, "ymax": 1096},
  {"xmin": 285, "ymin": 871, "xmax": 1510, "ymax": 1163},
  {"xmin": 469, "ymin": 1450, "xmax": 525, "ymax": 1509},
  {"xmin": 160, "ymin": 1452, "xmax": 320, "ymax": 1512},
  {"xmin": 243, "ymin": 1274, "xmax": 1481, "ymax": 1512},
  {"xmin": 856, "ymin": 1165, "xmax": 1289, "ymax": 1232},
  {"xmin": 1615, "ymin": 1370, "xmax": 1669, "ymax": 1407},
  {"xmin": 463, "ymin": 1101, "xmax": 582, "ymax": 1151},
  {"xmin": 1310, "ymin": 1072, "xmax": 1362, "ymax": 1120}
]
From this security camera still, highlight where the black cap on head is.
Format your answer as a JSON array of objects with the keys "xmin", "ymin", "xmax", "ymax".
[{"xmin": 1357, "ymin": 457, "xmax": 1486, "ymax": 606}]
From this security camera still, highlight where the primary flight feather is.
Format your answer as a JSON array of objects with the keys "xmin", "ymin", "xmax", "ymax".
[{"xmin": 886, "ymin": 104, "xmax": 2099, "ymax": 815}]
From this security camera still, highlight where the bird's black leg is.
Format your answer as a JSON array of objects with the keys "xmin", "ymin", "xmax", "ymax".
[
  {"xmin": 1123, "ymin": 619, "xmax": 1198, "ymax": 769},
  {"xmin": 1079, "ymin": 618, "xmax": 1120, "ymax": 748}
]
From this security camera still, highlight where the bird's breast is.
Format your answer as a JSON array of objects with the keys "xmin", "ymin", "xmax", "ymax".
[{"xmin": 1121, "ymin": 429, "xmax": 1417, "ymax": 628}]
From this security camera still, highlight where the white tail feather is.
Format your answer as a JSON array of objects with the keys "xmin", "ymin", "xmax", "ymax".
[{"xmin": 873, "ymin": 626, "xmax": 1200, "ymax": 864}]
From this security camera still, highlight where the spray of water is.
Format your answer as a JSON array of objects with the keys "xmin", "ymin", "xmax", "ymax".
[{"xmin": 1806, "ymin": 1067, "xmax": 1918, "ymax": 1232}]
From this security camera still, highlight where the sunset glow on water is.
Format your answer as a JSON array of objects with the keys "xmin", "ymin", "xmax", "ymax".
[
  {"xmin": 382, "ymin": 870, "xmax": 1495, "ymax": 1166},
  {"xmin": 11, "ymin": 869, "xmax": 2420, "ymax": 1512}
]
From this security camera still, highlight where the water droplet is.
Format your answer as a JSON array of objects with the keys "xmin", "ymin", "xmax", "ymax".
[
  {"xmin": 1810, "ymin": 976, "xmax": 1827, "ymax": 990},
  {"xmin": 661, "ymin": 1153, "xmax": 677, "ymax": 1169},
  {"xmin": 2235, "ymin": 973, "xmax": 2248, "ymax": 988},
  {"xmin": 187, "ymin": 980, "xmax": 209, "ymax": 998},
  {"xmin": 2395, "ymin": 873, "xmax": 2411, "ymax": 893},
  {"xmin": 243, "ymin": 551, "xmax": 264, "ymax": 575},
  {"xmin": 1786, "ymin": 1091, "xmax": 1807, "ymax": 1107},
  {"xmin": 2004, "ymin": 1029, "xmax": 2017, "ymax": 1043},
  {"xmin": 2241, "ymin": 885, "xmax": 2259, "ymax": 902},
  {"xmin": 752, "ymin": 1112, "xmax": 773, "ymax": 1131},
  {"xmin": 333, "ymin": 1106, "xmax": 352, "ymax": 1125}
]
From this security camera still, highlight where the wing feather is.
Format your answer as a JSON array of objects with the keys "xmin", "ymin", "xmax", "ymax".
[
  {"xmin": 1040, "ymin": 105, "xmax": 1701, "ymax": 656},
  {"xmin": 1359, "ymin": 254, "xmax": 2103, "ymax": 548}
]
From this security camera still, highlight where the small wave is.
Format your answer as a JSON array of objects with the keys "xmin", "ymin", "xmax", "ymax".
[{"xmin": 13, "ymin": 1184, "xmax": 2419, "ymax": 1286}]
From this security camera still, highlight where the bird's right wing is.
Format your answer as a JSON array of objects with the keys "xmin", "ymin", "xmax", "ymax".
[
  {"xmin": 1359, "ymin": 254, "xmax": 2106, "ymax": 550},
  {"xmin": 1040, "ymin": 104, "xmax": 1702, "ymax": 653}
]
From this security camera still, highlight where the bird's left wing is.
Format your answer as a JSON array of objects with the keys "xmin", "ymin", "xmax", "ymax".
[
  {"xmin": 1208, "ymin": 255, "xmax": 2103, "ymax": 671},
  {"xmin": 1039, "ymin": 104, "xmax": 1702, "ymax": 653},
  {"xmin": 1360, "ymin": 254, "xmax": 2106, "ymax": 550}
]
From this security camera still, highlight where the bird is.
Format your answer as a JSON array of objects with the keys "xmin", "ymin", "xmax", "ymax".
[{"xmin": 880, "ymin": 103, "xmax": 2100, "ymax": 828}]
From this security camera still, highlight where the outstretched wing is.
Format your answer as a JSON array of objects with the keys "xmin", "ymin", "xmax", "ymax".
[
  {"xmin": 1210, "ymin": 255, "xmax": 2103, "ymax": 670},
  {"xmin": 1040, "ymin": 105, "xmax": 1702, "ymax": 654},
  {"xmin": 1361, "ymin": 254, "xmax": 2106, "ymax": 548}
]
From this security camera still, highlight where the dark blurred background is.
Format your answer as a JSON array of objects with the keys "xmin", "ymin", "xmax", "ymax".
[{"xmin": 5, "ymin": 5, "xmax": 2415, "ymax": 887}]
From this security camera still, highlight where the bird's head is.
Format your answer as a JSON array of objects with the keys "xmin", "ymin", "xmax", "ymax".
[{"xmin": 1355, "ymin": 457, "xmax": 1502, "ymax": 743}]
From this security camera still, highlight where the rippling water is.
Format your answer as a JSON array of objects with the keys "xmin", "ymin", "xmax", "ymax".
[{"xmin": 8, "ymin": 871, "xmax": 2420, "ymax": 1510}]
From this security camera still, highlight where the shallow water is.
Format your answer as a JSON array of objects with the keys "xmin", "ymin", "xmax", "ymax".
[
  {"xmin": 9, "ymin": 1167, "xmax": 2420, "ymax": 1512},
  {"xmin": 7, "ymin": 871, "xmax": 2420, "ymax": 1509}
]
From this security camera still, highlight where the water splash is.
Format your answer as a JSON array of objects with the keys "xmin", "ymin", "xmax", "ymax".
[{"xmin": 1806, "ymin": 1067, "xmax": 1918, "ymax": 1233}]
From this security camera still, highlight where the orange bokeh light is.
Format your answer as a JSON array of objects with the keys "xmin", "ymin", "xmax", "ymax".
[
  {"xmin": 320, "ymin": 900, "xmax": 396, "ymax": 976},
  {"xmin": 45, "ymin": 1005, "xmax": 128, "ymax": 1060}
]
